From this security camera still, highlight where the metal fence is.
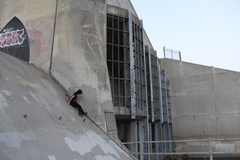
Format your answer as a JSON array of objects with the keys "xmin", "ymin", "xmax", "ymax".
[
  {"xmin": 122, "ymin": 138, "xmax": 240, "ymax": 160},
  {"xmin": 163, "ymin": 47, "xmax": 182, "ymax": 61}
]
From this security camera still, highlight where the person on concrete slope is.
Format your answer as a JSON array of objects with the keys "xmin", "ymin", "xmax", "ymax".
[{"xmin": 68, "ymin": 89, "xmax": 87, "ymax": 116}]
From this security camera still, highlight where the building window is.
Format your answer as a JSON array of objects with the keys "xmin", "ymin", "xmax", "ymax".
[
  {"xmin": 146, "ymin": 47, "xmax": 160, "ymax": 120},
  {"xmin": 151, "ymin": 54, "xmax": 160, "ymax": 120},
  {"xmin": 132, "ymin": 22, "xmax": 145, "ymax": 111},
  {"xmin": 107, "ymin": 14, "xmax": 130, "ymax": 108}
]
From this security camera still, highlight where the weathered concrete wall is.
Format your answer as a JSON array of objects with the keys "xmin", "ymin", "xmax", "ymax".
[
  {"xmin": 160, "ymin": 58, "xmax": 240, "ymax": 139},
  {"xmin": 106, "ymin": 0, "xmax": 137, "ymax": 16},
  {"xmin": 0, "ymin": 0, "xmax": 121, "ymax": 136},
  {"xmin": 51, "ymin": 0, "xmax": 114, "ymax": 133},
  {"xmin": 0, "ymin": 0, "xmax": 56, "ymax": 71},
  {"xmin": 160, "ymin": 58, "xmax": 240, "ymax": 151},
  {"xmin": 51, "ymin": 0, "xmax": 155, "ymax": 136},
  {"xmin": 0, "ymin": 51, "xmax": 133, "ymax": 160},
  {"xmin": 0, "ymin": 0, "xmax": 157, "ymax": 141}
]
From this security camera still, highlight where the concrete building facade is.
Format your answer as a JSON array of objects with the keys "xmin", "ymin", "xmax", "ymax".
[
  {"xmin": 0, "ymin": 0, "xmax": 172, "ymax": 159},
  {"xmin": 160, "ymin": 58, "xmax": 240, "ymax": 158}
]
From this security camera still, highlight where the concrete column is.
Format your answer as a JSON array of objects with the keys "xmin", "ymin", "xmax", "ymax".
[
  {"xmin": 148, "ymin": 49, "xmax": 154, "ymax": 122},
  {"xmin": 138, "ymin": 120, "xmax": 151, "ymax": 160},
  {"xmin": 128, "ymin": 9, "xmax": 136, "ymax": 119},
  {"xmin": 125, "ymin": 121, "xmax": 138, "ymax": 157}
]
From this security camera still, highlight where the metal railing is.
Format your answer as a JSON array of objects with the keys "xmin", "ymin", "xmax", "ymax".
[
  {"xmin": 122, "ymin": 138, "xmax": 240, "ymax": 160},
  {"xmin": 163, "ymin": 47, "xmax": 182, "ymax": 61}
]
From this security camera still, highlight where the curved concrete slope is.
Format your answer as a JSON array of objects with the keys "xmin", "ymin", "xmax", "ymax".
[{"xmin": 0, "ymin": 52, "xmax": 132, "ymax": 160}]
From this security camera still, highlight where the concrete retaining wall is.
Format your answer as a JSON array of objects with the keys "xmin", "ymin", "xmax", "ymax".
[{"xmin": 160, "ymin": 58, "xmax": 240, "ymax": 153}]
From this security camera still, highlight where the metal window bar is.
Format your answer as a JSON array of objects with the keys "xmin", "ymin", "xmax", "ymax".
[{"xmin": 107, "ymin": 14, "xmax": 130, "ymax": 112}]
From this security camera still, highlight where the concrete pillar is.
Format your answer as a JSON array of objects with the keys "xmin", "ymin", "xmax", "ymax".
[
  {"xmin": 125, "ymin": 121, "xmax": 138, "ymax": 157},
  {"xmin": 128, "ymin": 9, "xmax": 136, "ymax": 119}
]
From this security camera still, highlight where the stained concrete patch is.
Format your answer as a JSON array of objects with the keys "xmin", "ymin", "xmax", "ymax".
[
  {"xmin": 0, "ymin": 90, "xmax": 12, "ymax": 109},
  {"xmin": 0, "ymin": 93, "xmax": 8, "ymax": 109},
  {"xmin": 0, "ymin": 131, "xmax": 35, "ymax": 148},
  {"xmin": 23, "ymin": 96, "xmax": 30, "ymax": 105},
  {"xmin": 65, "ymin": 130, "xmax": 127, "ymax": 158}
]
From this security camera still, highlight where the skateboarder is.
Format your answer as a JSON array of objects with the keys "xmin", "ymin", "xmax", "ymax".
[{"xmin": 68, "ymin": 89, "xmax": 87, "ymax": 116}]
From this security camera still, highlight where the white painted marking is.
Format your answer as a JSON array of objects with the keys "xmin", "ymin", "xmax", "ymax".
[
  {"xmin": 0, "ymin": 90, "xmax": 11, "ymax": 109},
  {"xmin": 82, "ymin": 24, "xmax": 92, "ymax": 28},
  {"xmin": 64, "ymin": 130, "xmax": 121, "ymax": 158},
  {"xmin": 95, "ymin": 155, "xmax": 116, "ymax": 160},
  {"xmin": 23, "ymin": 96, "xmax": 30, "ymax": 105},
  {"xmin": 48, "ymin": 155, "xmax": 56, "ymax": 160},
  {"xmin": 2, "ymin": 90, "xmax": 12, "ymax": 96}
]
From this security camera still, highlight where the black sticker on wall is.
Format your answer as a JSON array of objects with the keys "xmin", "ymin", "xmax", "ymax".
[{"xmin": 0, "ymin": 16, "xmax": 29, "ymax": 62}]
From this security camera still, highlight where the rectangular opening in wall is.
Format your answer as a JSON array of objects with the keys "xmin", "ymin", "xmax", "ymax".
[
  {"xmin": 114, "ymin": 30, "xmax": 118, "ymax": 44},
  {"xmin": 113, "ymin": 16, "xmax": 118, "ymax": 29},
  {"xmin": 119, "ymin": 17, "xmax": 123, "ymax": 30},
  {"xmin": 107, "ymin": 15, "xmax": 112, "ymax": 28},
  {"xmin": 113, "ymin": 46, "xmax": 118, "ymax": 61},
  {"xmin": 132, "ymin": 20, "xmax": 145, "ymax": 116},
  {"xmin": 114, "ymin": 79, "xmax": 119, "ymax": 96},
  {"xmin": 107, "ymin": 45, "xmax": 112, "ymax": 60},
  {"xmin": 119, "ymin": 31, "xmax": 123, "ymax": 45},
  {"xmin": 107, "ymin": 13, "xmax": 130, "ymax": 111},
  {"xmin": 107, "ymin": 29, "xmax": 112, "ymax": 43},
  {"xmin": 113, "ymin": 62, "xmax": 118, "ymax": 77},
  {"xmin": 119, "ymin": 63, "xmax": 124, "ymax": 78},
  {"xmin": 119, "ymin": 47, "xmax": 124, "ymax": 61},
  {"xmin": 107, "ymin": 61, "xmax": 112, "ymax": 77}
]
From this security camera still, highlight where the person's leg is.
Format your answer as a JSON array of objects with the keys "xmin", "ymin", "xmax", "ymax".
[
  {"xmin": 78, "ymin": 104, "xmax": 87, "ymax": 115},
  {"xmin": 71, "ymin": 102, "xmax": 86, "ymax": 115},
  {"xmin": 77, "ymin": 103, "xmax": 84, "ymax": 114}
]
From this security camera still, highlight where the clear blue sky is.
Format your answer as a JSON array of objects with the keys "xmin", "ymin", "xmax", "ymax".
[{"xmin": 130, "ymin": 0, "xmax": 240, "ymax": 71}]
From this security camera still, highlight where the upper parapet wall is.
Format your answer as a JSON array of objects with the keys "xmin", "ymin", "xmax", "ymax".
[
  {"xmin": 160, "ymin": 58, "xmax": 239, "ymax": 77},
  {"xmin": 160, "ymin": 58, "xmax": 240, "ymax": 140}
]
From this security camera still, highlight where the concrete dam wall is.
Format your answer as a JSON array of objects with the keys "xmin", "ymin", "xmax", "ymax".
[
  {"xmin": 0, "ymin": 0, "xmax": 119, "ymax": 137},
  {"xmin": 160, "ymin": 58, "xmax": 240, "ymax": 155},
  {"xmin": 0, "ymin": 1, "xmax": 137, "ymax": 157},
  {"xmin": 0, "ymin": 0, "xmax": 173, "ymax": 159},
  {"xmin": 0, "ymin": 51, "xmax": 133, "ymax": 159}
]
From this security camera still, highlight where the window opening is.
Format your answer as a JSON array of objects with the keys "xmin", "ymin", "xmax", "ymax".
[{"xmin": 107, "ymin": 14, "xmax": 130, "ymax": 108}]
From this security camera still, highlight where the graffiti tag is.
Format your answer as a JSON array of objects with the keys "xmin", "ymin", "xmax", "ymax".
[{"xmin": 0, "ymin": 29, "xmax": 25, "ymax": 48}]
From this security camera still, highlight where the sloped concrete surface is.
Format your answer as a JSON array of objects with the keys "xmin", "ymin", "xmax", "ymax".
[{"xmin": 0, "ymin": 51, "xmax": 132, "ymax": 160}]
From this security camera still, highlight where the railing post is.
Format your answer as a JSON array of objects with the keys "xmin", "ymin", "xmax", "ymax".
[
  {"xmin": 179, "ymin": 51, "xmax": 182, "ymax": 61},
  {"xmin": 208, "ymin": 139, "xmax": 213, "ymax": 160},
  {"xmin": 163, "ymin": 46, "xmax": 166, "ymax": 58},
  {"xmin": 139, "ymin": 141, "xmax": 143, "ymax": 160}
]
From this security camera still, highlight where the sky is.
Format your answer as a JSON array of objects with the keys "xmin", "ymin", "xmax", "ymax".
[{"xmin": 130, "ymin": 0, "xmax": 240, "ymax": 72}]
